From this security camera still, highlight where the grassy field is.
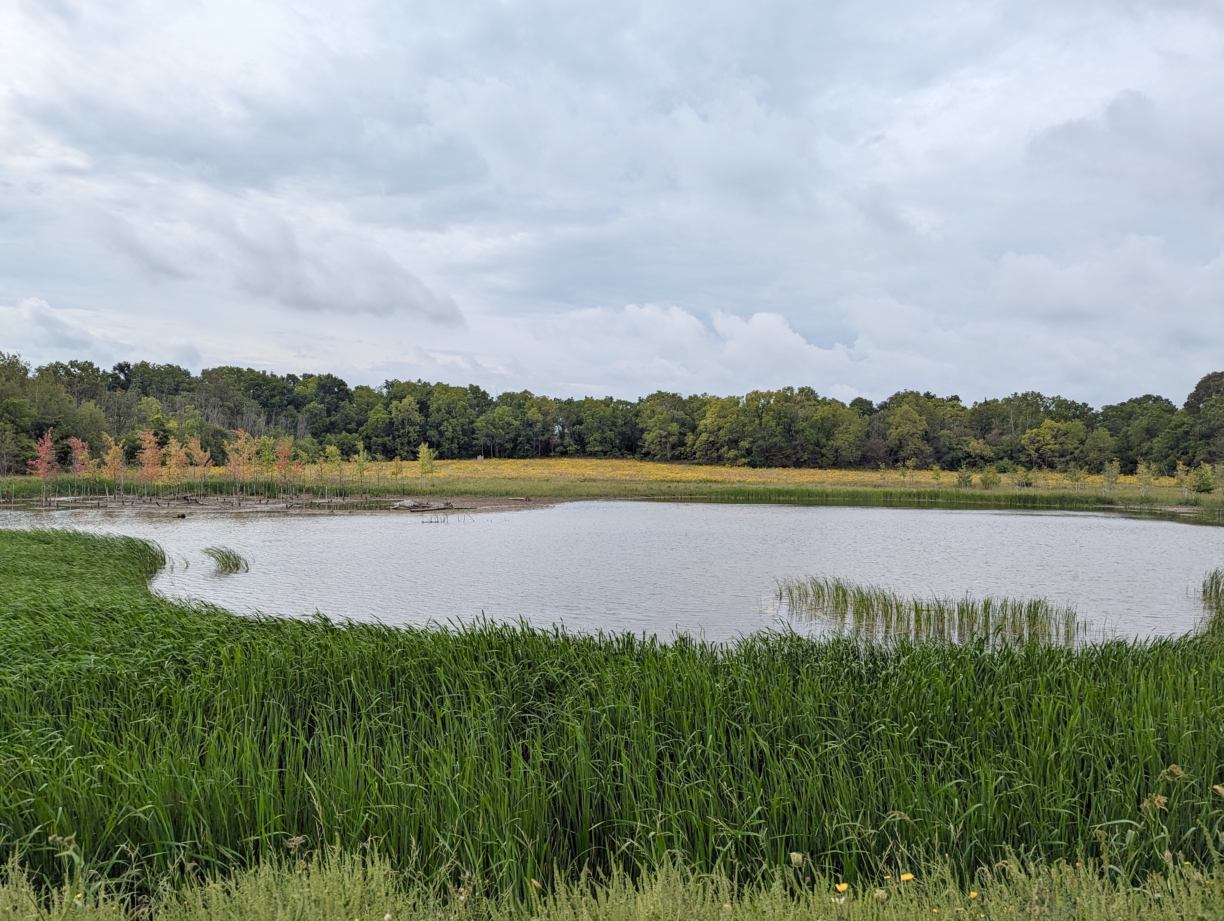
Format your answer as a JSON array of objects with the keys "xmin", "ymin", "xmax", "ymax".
[{"xmin": 3, "ymin": 527, "xmax": 1224, "ymax": 919}]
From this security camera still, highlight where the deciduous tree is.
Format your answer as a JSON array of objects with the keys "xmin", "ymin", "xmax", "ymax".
[{"xmin": 27, "ymin": 428, "xmax": 58, "ymax": 502}]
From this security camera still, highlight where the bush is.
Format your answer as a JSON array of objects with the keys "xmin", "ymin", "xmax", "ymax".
[{"xmin": 1192, "ymin": 461, "xmax": 1215, "ymax": 493}]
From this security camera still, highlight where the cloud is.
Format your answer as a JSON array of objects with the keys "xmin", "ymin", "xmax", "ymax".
[
  {"xmin": 93, "ymin": 210, "xmax": 189, "ymax": 280},
  {"xmin": 207, "ymin": 211, "xmax": 464, "ymax": 323},
  {"xmin": 1, "ymin": 0, "xmax": 1223, "ymax": 404},
  {"xmin": 92, "ymin": 204, "xmax": 464, "ymax": 323},
  {"xmin": 0, "ymin": 298, "xmax": 95, "ymax": 352}
]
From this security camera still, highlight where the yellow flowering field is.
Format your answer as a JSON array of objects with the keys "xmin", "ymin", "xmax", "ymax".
[
  {"xmin": 260, "ymin": 456, "xmax": 1179, "ymax": 497},
  {"xmin": 427, "ymin": 457, "xmax": 887, "ymax": 485}
]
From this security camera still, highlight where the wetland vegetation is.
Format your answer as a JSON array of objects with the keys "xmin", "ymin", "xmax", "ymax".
[
  {"xmin": 1, "ymin": 352, "xmax": 1222, "ymax": 512},
  {"xmin": 3, "ymin": 528, "xmax": 1224, "ymax": 920}
]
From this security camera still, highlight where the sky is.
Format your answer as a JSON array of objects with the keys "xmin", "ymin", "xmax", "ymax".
[{"xmin": 1, "ymin": 0, "xmax": 1223, "ymax": 407}]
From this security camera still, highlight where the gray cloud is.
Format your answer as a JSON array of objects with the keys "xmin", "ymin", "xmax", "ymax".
[
  {"xmin": 0, "ymin": 298, "xmax": 96, "ymax": 352},
  {"xmin": 205, "ymin": 211, "xmax": 463, "ymax": 322},
  {"xmin": 0, "ymin": 0, "xmax": 1222, "ymax": 402}
]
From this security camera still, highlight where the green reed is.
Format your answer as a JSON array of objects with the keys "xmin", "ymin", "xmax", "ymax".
[
  {"xmin": 708, "ymin": 485, "xmax": 1117, "ymax": 510},
  {"xmin": 202, "ymin": 545, "xmax": 249, "ymax": 574},
  {"xmin": 778, "ymin": 576, "xmax": 1087, "ymax": 644},
  {"xmin": 2, "ymin": 529, "xmax": 1224, "ymax": 901},
  {"xmin": 1200, "ymin": 567, "xmax": 1224, "ymax": 635}
]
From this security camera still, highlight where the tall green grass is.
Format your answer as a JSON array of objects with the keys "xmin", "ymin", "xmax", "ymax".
[
  {"xmin": 708, "ymin": 485, "xmax": 1119, "ymax": 510},
  {"xmin": 1201, "ymin": 567, "xmax": 1224, "ymax": 636},
  {"xmin": 202, "ymin": 546, "xmax": 249, "ymax": 574},
  {"xmin": 705, "ymin": 486, "xmax": 1224, "ymax": 525},
  {"xmin": 2, "ymin": 529, "xmax": 1224, "ymax": 901},
  {"xmin": 778, "ymin": 576, "xmax": 1088, "ymax": 644}
]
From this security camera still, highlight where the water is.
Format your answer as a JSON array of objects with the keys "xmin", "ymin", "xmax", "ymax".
[{"xmin": 5, "ymin": 502, "xmax": 1223, "ymax": 641}]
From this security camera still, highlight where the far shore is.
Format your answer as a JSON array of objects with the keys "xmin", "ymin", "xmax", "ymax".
[
  {"xmin": 3, "ymin": 458, "xmax": 1221, "ymax": 523},
  {"xmin": 1, "ymin": 456, "xmax": 1219, "ymax": 526}
]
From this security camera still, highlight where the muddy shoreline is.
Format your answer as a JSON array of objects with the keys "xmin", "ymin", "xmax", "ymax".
[{"xmin": 20, "ymin": 493, "xmax": 566, "ymax": 515}]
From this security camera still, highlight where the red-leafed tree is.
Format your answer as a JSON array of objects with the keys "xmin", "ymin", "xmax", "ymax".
[{"xmin": 28, "ymin": 428, "xmax": 59, "ymax": 503}]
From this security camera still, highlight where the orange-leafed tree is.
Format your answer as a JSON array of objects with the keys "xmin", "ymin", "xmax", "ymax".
[
  {"xmin": 28, "ymin": 428, "xmax": 58, "ymax": 503},
  {"xmin": 187, "ymin": 437, "xmax": 212, "ymax": 492},
  {"xmin": 274, "ymin": 439, "xmax": 293, "ymax": 491},
  {"xmin": 136, "ymin": 429, "xmax": 163, "ymax": 493},
  {"xmin": 100, "ymin": 433, "xmax": 126, "ymax": 496},
  {"xmin": 226, "ymin": 431, "xmax": 258, "ymax": 484},
  {"xmin": 162, "ymin": 436, "xmax": 188, "ymax": 491}
]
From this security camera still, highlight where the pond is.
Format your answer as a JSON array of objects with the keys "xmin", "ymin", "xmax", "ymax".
[{"xmin": 5, "ymin": 501, "xmax": 1223, "ymax": 641}]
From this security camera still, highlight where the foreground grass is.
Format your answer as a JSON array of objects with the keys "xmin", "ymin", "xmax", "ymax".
[
  {"xmin": 4, "ymin": 850, "xmax": 1224, "ymax": 921},
  {"xmin": 2, "ymin": 529, "xmax": 1224, "ymax": 909}
]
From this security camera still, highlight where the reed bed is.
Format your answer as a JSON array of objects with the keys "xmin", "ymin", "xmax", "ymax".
[
  {"xmin": 2, "ymin": 530, "xmax": 1224, "ymax": 902},
  {"xmin": 708, "ymin": 485, "xmax": 1118, "ymax": 510},
  {"xmin": 778, "ymin": 576, "xmax": 1086, "ymax": 644},
  {"xmin": 1200, "ymin": 566, "xmax": 1224, "ymax": 636},
  {"xmin": 202, "ymin": 545, "xmax": 249, "ymax": 574}
]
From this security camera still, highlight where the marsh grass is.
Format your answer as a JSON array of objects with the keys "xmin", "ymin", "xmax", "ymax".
[
  {"xmin": 1199, "ymin": 567, "xmax": 1224, "ymax": 636},
  {"xmin": 3, "ymin": 529, "xmax": 1224, "ymax": 903},
  {"xmin": 3, "ymin": 850, "xmax": 1223, "ymax": 921},
  {"xmin": 778, "ymin": 576, "xmax": 1088, "ymax": 644},
  {"xmin": 202, "ymin": 545, "xmax": 249, "ymax": 574}
]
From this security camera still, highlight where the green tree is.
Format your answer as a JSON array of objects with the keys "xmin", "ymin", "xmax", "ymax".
[
  {"xmin": 639, "ymin": 392, "xmax": 691, "ymax": 461},
  {"xmin": 1192, "ymin": 461, "xmax": 1215, "ymax": 494},
  {"xmin": 886, "ymin": 403, "xmax": 933, "ymax": 467},
  {"xmin": 1101, "ymin": 459, "xmax": 1120, "ymax": 496},
  {"xmin": 1099, "ymin": 395, "xmax": 1176, "ymax": 472},
  {"xmin": 359, "ymin": 404, "xmax": 393, "ymax": 458},
  {"xmin": 475, "ymin": 405, "xmax": 521, "ymax": 458},
  {"xmin": 417, "ymin": 442, "xmax": 435, "ymax": 477},
  {"xmin": 1080, "ymin": 428, "xmax": 1116, "ymax": 473},
  {"xmin": 426, "ymin": 385, "xmax": 480, "ymax": 458},
  {"xmin": 1020, "ymin": 419, "xmax": 1086, "ymax": 470},
  {"xmin": 389, "ymin": 397, "xmax": 425, "ymax": 459},
  {"xmin": 691, "ymin": 397, "xmax": 753, "ymax": 465}
]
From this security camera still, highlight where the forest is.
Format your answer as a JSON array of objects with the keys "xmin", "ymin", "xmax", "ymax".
[{"xmin": 1, "ymin": 351, "xmax": 1221, "ymax": 476}]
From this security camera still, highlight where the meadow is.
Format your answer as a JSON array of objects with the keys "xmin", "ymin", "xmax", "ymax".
[{"xmin": 3, "ymin": 528, "xmax": 1224, "ymax": 921}]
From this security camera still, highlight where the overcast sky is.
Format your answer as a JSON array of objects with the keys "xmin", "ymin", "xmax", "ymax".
[{"xmin": 1, "ymin": 0, "xmax": 1222, "ymax": 406}]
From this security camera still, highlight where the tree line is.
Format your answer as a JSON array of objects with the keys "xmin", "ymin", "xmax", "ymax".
[{"xmin": 1, "ymin": 351, "xmax": 1222, "ymax": 477}]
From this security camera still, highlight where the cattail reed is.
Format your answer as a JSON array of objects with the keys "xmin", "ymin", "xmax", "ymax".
[{"xmin": 778, "ymin": 576, "xmax": 1085, "ymax": 644}]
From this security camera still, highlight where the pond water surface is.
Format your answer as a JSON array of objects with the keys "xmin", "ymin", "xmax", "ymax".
[{"xmin": 5, "ymin": 502, "xmax": 1223, "ymax": 641}]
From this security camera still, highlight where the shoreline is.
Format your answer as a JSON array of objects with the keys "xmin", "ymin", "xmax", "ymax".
[{"xmin": 1, "ymin": 488, "xmax": 1218, "ymax": 527}]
